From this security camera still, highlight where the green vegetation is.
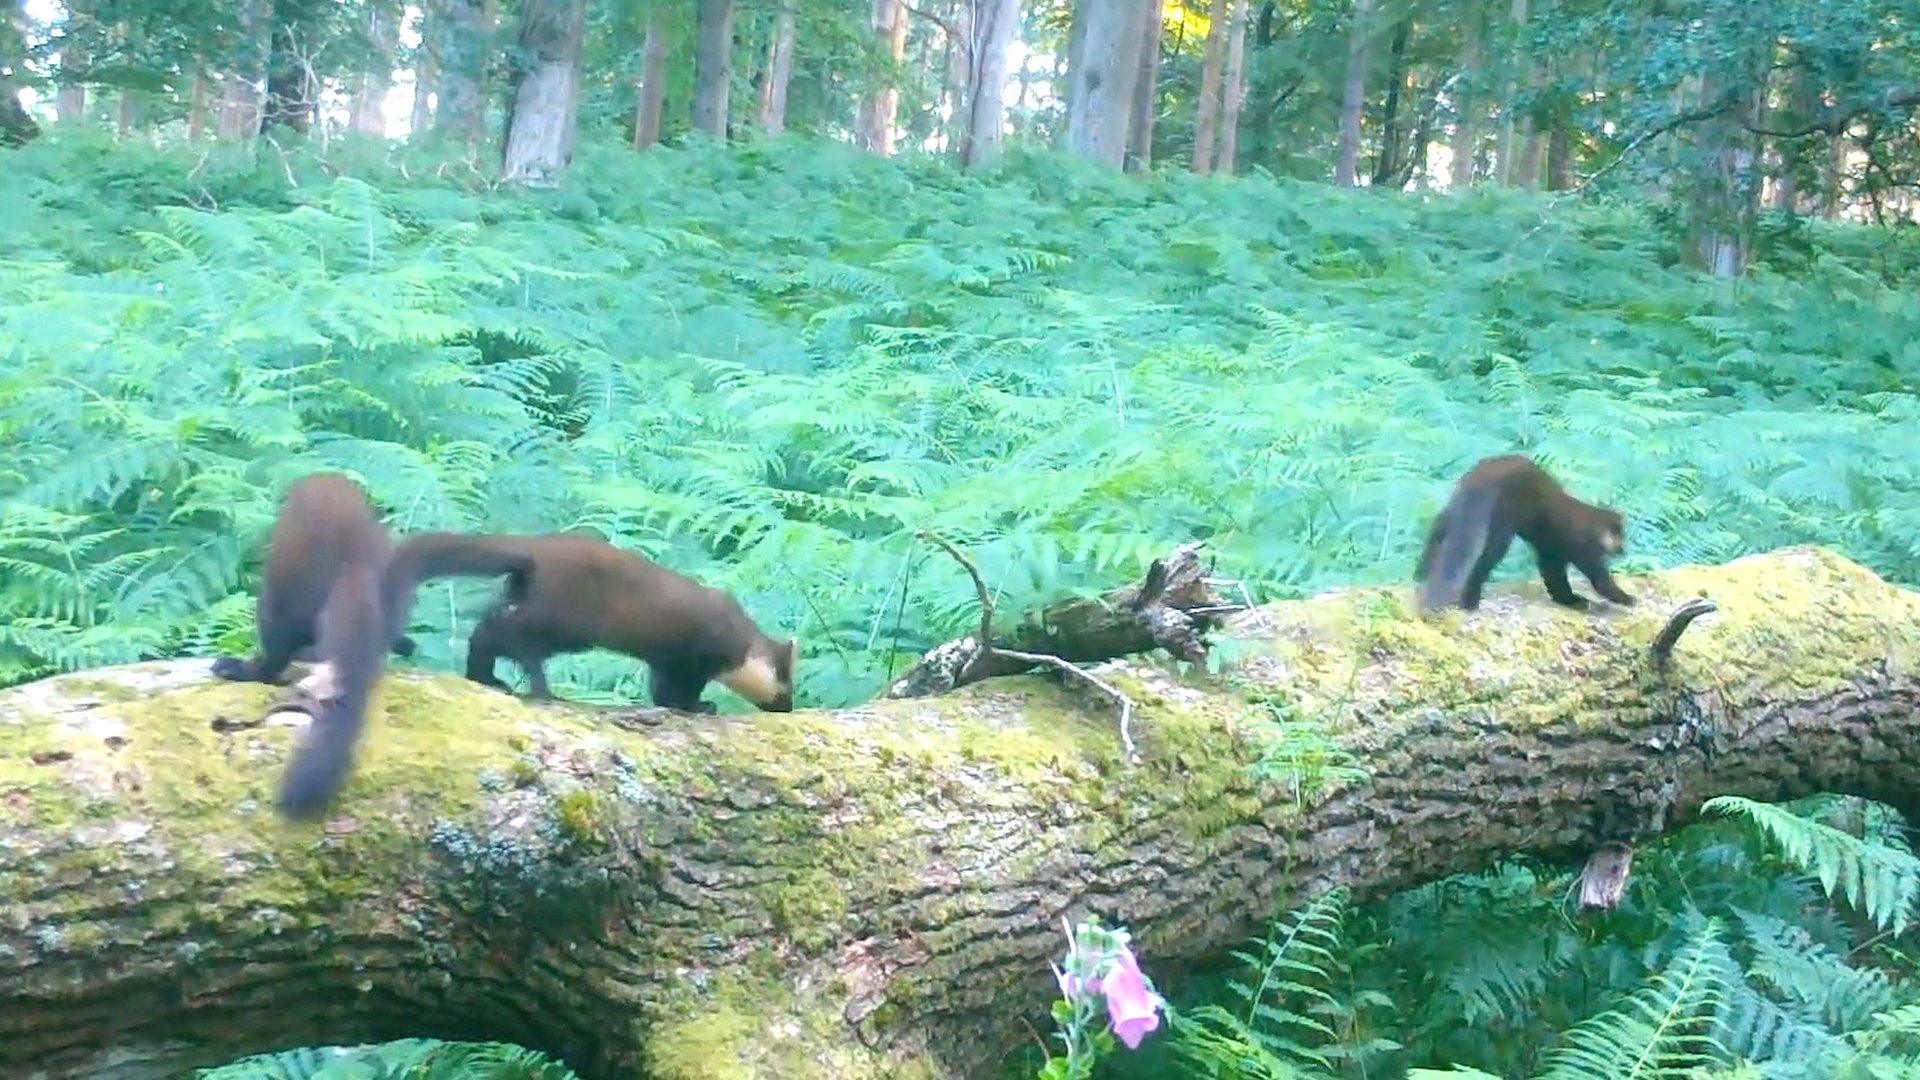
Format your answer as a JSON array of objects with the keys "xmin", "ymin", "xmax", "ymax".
[{"xmin": 4, "ymin": 134, "xmax": 1919, "ymax": 710}]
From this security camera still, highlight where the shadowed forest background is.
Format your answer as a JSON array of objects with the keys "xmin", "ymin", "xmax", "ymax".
[{"xmin": 4, "ymin": 0, "xmax": 1920, "ymax": 1076}]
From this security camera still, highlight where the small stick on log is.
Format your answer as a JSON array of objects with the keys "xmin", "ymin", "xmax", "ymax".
[
  {"xmin": 1576, "ymin": 841, "xmax": 1635, "ymax": 911},
  {"xmin": 898, "ymin": 532, "xmax": 1143, "ymax": 761},
  {"xmin": 887, "ymin": 540, "xmax": 1228, "ymax": 699},
  {"xmin": 1651, "ymin": 597, "xmax": 1719, "ymax": 667}
]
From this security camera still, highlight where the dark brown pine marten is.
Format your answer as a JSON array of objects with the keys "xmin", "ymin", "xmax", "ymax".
[
  {"xmin": 1415, "ymin": 454, "xmax": 1634, "ymax": 613},
  {"xmin": 384, "ymin": 533, "xmax": 799, "ymax": 713},
  {"xmin": 211, "ymin": 474, "xmax": 416, "ymax": 819}
]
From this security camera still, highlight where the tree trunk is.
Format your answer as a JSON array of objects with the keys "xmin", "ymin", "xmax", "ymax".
[
  {"xmin": 1213, "ymin": 0, "xmax": 1248, "ymax": 174},
  {"xmin": 1190, "ymin": 0, "xmax": 1231, "ymax": 174},
  {"xmin": 0, "ymin": 85, "xmax": 34, "ymax": 145},
  {"xmin": 634, "ymin": 11, "xmax": 668, "ymax": 149},
  {"xmin": 940, "ymin": 0, "xmax": 972, "ymax": 151},
  {"xmin": 1689, "ymin": 70, "xmax": 1759, "ymax": 276},
  {"xmin": 1061, "ymin": 0, "xmax": 1148, "ymax": 166},
  {"xmin": 410, "ymin": 0, "xmax": 441, "ymax": 135},
  {"xmin": 1124, "ymin": 0, "xmax": 1164, "ymax": 172},
  {"xmin": 350, "ymin": 7, "xmax": 398, "ymax": 137},
  {"xmin": 1494, "ymin": 0, "xmax": 1526, "ymax": 184},
  {"xmin": 1450, "ymin": 0, "xmax": 1481, "ymax": 187},
  {"xmin": 0, "ymin": 0, "xmax": 29, "ymax": 146},
  {"xmin": 856, "ymin": 0, "xmax": 909, "ymax": 154},
  {"xmin": 115, "ymin": 88, "xmax": 138, "ymax": 138},
  {"xmin": 757, "ymin": 3, "xmax": 797, "ymax": 135},
  {"xmin": 1770, "ymin": 65, "xmax": 1820, "ymax": 213},
  {"xmin": 54, "ymin": 32, "xmax": 86, "ymax": 124},
  {"xmin": 499, "ymin": 0, "xmax": 586, "ymax": 184},
  {"xmin": 434, "ymin": 0, "xmax": 489, "ymax": 141},
  {"xmin": 1334, "ymin": 0, "xmax": 1374, "ymax": 186},
  {"xmin": 1369, "ymin": 15, "xmax": 1409, "ymax": 186},
  {"xmin": 690, "ymin": 0, "xmax": 734, "ymax": 137},
  {"xmin": 1516, "ymin": 59, "xmax": 1546, "ymax": 190},
  {"xmin": 1545, "ymin": 110, "xmax": 1572, "ymax": 190},
  {"xmin": 261, "ymin": 0, "xmax": 320, "ymax": 134},
  {"xmin": 183, "ymin": 66, "xmax": 209, "ymax": 139},
  {"xmin": 957, "ymin": 0, "xmax": 1017, "ymax": 167},
  {"xmin": 215, "ymin": 0, "xmax": 269, "ymax": 140},
  {"xmin": 5, "ymin": 549, "xmax": 1920, "ymax": 1079}
]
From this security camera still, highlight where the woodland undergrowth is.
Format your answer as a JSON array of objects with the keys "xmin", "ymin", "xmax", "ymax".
[{"xmin": 3, "ymin": 131, "xmax": 1918, "ymax": 711}]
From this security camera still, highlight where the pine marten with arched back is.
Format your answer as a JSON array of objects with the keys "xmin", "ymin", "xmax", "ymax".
[
  {"xmin": 211, "ymin": 474, "xmax": 417, "ymax": 819},
  {"xmin": 385, "ymin": 533, "xmax": 799, "ymax": 713},
  {"xmin": 1416, "ymin": 455, "xmax": 1634, "ymax": 613}
]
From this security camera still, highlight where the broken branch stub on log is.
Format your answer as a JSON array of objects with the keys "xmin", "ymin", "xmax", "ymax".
[
  {"xmin": 3, "ymin": 547, "xmax": 1920, "ymax": 1079},
  {"xmin": 886, "ymin": 541, "xmax": 1228, "ymax": 699}
]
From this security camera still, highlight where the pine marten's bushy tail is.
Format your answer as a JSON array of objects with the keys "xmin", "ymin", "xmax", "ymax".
[
  {"xmin": 379, "ymin": 533, "xmax": 541, "ymax": 632},
  {"xmin": 1415, "ymin": 488, "xmax": 1495, "ymax": 613},
  {"xmin": 275, "ymin": 564, "xmax": 389, "ymax": 820}
]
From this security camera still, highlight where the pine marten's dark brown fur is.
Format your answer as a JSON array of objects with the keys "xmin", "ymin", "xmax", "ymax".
[
  {"xmin": 385, "ymin": 533, "xmax": 798, "ymax": 713},
  {"xmin": 211, "ymin": 474, "xmax": 415, "ymax": 819},
  {"xmin": 1415, "ymin": 455, "xmax": 1634, "ymax": 613}
]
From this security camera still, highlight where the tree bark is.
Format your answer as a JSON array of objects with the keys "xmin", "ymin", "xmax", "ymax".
[
  {"xmin": 757, "ymin": 3, "xmax": 797, "ymax": 136},
  {"xmin": 957, "ymin": 0, "xmax": 1017, "ymax": 167},
  {"xmin": 1334, "ymin": 0, "xmax": 1374, "ymax": 186},
  {"xmin": 0, "ymin": 0, "xmax": 33, "ymax": 145},
  {"xmin": 498, "ymin": 0, "xmax": 586, "ymax": 185},
  {"xmin": 186, "ymin": 65, "xmax": 210, "ymax": 140},
  {"xmin": 410, "ymin": 0, "xmax": 441, "ymax": 135},
  {"xmin": 1213, "ymin": 0, "xmax": 1248, "ymax": 174},
  {"xmin": 1124, "ymin": 0, "xmax": 1163, "ymax": 172},
  {"xmin": 634, "ymin": 11, "xmax": 669, "ymax": 149},
  {"xmin": 856, "ymin": 0, "xmax": 909, "ymax": 154},
  {"xmin": 1450, "ymin": 0, "xmax": 1481, "ymax": 188},
  {"xmin": 434, "ymin": 0, "xmax": 489, "ymax": 141},
  {"xmin": 5, "ymin": 548, "xmax": 1916, "ymax": 1078},
  {"xmin": 54, "ymin": 31, "xmax": 86, "ymax": 124},
  {"xmin": 1061, "ymin": 0, "xmax": 1148, "ymax": 166},
  {"xmin": 1770, "ymin": 64, "xmax": 1820, "ymax": 213},
  {"xmin": 350, "ymin": 7, "xmax": 397, "ymax": 137},
  {"xmin": 690, "ymin": 0, "xmax": 734, "ymax": 137},
  {"xmin": 261, "ymin": 0, "xmax": 320, "ymax": 134},
  {"xmin": 1369, "ymin": 14, "xmax": 1409, "ymax": 186},
  {"xmin": 1190, "ymin": 0, "xmax": 1230, "ymax": 174},
  {"xmin": 115, "ymin": 86, "xmax": 138, "ymax": 138},
  {"xmin": 1516, "ymin": 58, "xmax": 1546, "ymax": 190},
  {"xmin": 1493, "ymin": 0, "xmax": 1526, "ymax": 184}
]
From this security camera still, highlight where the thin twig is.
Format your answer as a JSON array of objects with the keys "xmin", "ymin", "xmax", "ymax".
[
  {"xmin": 994, "ymin": 648, "xmax": 1138, "ymax": 763},
  {"xmin": 1651, "ymin": 597, "xmax": 1718, "ymax": 666},
  {"xmin": 916, "ymin": 530, "xmax": 994, "ymax": 652}
]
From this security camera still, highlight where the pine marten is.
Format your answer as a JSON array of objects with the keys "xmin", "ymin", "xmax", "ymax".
[
  {"xmin": 1415, "ymin": 454, "xmax": 1634, "ymax": 613},
  {"xmin": 211, "ymin": 474, "xmax": 415, "ymax": 819},
  {"xmin": 384, "ymin": 533, "xmax": 799, "ymax": 713}
]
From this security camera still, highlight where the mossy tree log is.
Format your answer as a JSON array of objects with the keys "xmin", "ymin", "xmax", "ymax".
[{"xmin": 4, "ymin": 547, "xmax": 1919, "ymax": 1079}]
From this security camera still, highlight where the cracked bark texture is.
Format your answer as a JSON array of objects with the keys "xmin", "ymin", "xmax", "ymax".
[{"xmin": 2, "ymin": 546, "xmax": 1918, "ymax": 1079}]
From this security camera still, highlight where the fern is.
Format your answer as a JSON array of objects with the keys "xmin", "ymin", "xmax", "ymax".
[
  {"xmin": 1705, "ymin": 796, "xmax": 1920, "ymax": 935},
  {"xmin": 1537, "ymin": 921, "xmax": 1732, "ymax": 1079}
]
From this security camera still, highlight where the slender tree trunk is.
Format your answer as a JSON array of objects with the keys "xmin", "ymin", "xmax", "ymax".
[
  {"xmin": 634, "ymin": 11, "xmax": 668, "ymax": 149},
  {"xmin": 187, "ymin": 66, "xmax": 211, "ymax": 139},
  {"xmin": 499, "ymin": 0, "xmax": 587, "ymax": 184},
  {"xmin": 1369, "ymin": 15, "xmax": 1409, "ymax": 185},
  {"xmin": 262, "ymin": 0, "xmax": 320, "ymax": 134},
  {"xmin": 1061, "ymin": 0, "xmax": 1148, "ymax": 166},
  {"xmin": 434, "ymin": 0, "xmax": 489, "ymax": 140},
  {"xmin": 1124, "ymin": 0, "xmax": 1164, "ymax": 172},
  {"xmin": 757, "ymin": 4, "xmax": 797, "ymax": 135},
  {"xmin": 1214, "ymin": 0, "xmax": 1248, "ymax": 174},
  {"xmin": 1516, "ymin": 57, "xmax": 1546, "ymax": 190},
  {"xmin": 1334, "ymin": 0, "xmax": 1374, "ymax": 186},
  {"xmin": 941, "ymin": 0, "xmax": 972, "ymax": 151},
  {"xmin": 1545, "ymin": 114, "xmax": 1571, "ymax": 189},
  {"xmin": 690, "ymin": 0, "xmax": 734, "ymax": 137},
  {"xmin": 217, "ymin": 0, "xmax": 268, "ymax": 141},
  {"xmin": 1494, "ymin": 0, "xmax": 1526, "ymax": 184},
  {"xmin": 958, "ymin": 0, "xmax": 1018, "ymax": 167},
  {"xmin": 856, "ymin": 0, "xmax": 909, "ymax": 154},
  {"xmin": 115, "ymin": 88, "xmax": 138, "ymax": 137},
  {"xmin": 7, "ymin": 550, "xmax": 1920, "ymax": 1079},
  {"xmin": 1450, "ymin": 0, "xmax": 1481, "ymax": 187},
  {"xmin": 1688, "ymin": 70, "xmax": 1757, "ymax": 276},
  {"xmin": 410, "ymin": 0, "xmax": 441, "ymax": 135},
  {"xmin": 54, "ymin": 31, "xmax": 86, "ymax": 124},
  {"xmin": 1770, "ymin": 65, "xmax": 1819, "ymax": 213},
  {"xmin": 1190, "ymin": 0, "xmax": 1231, "ymax": 174},
  {"xmin": 350, "ymin": 7, "xmax": 397, "ymax": 137},
  {"xmin": 0, "ymin": 4, "xmax": 33, "ymax": 148}
]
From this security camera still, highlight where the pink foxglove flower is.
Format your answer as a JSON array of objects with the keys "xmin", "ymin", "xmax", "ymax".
[{"xmin": 1098, "ymin": 945, "xmax": 1164, "ymax": 1049}]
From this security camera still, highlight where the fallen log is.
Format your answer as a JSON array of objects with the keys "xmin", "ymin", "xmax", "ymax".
[{"xmin": 2, "ymin": 546, "xmax": 1918, "ymax": 1079}]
